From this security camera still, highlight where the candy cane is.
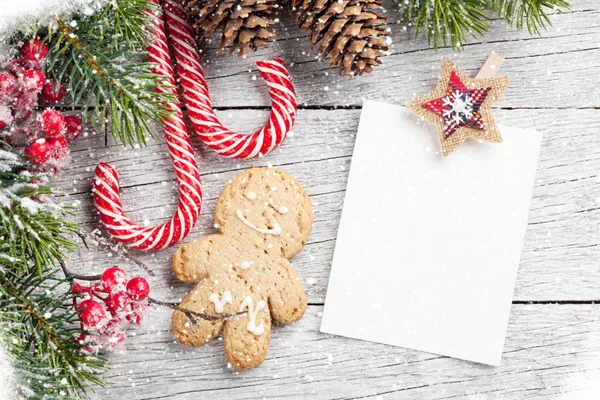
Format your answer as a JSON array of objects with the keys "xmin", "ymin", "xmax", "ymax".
[
  {"xmin": 92, "ymin": 1, "xmax": 202, "ymax": 251},
  {"xmin": 162, "ymin": 0, "xmax": 297, "ymax": 159}
]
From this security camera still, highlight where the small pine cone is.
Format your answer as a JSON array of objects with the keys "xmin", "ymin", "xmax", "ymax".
[
  {"xmin": 185, "ymin": 0, "xmax": 280, "ymax": 56},
  {"xmin": 290, "ymin": 0, "xmax": 389, "ymax": 76}
]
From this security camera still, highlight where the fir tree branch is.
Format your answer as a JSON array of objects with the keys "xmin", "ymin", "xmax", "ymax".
[
  {"xmin": 0, "ymin": 269, "xmax": 107, "ymax": 399},
  {"xmin": 398, "ymin": 0, "xmax": 491, "ymax": 49},
  {"xmin": 0, "ymin": 147, "xmax": 78, "ymax": 276},
  {"xmin": 491, "ymin": 0, "xmax": 571, "ymax": 35},
  {"xmin": 1, "ymin": 145, "xmax": 108, "ymax": 398},
  {"xmin": 396, "ymin": 0, "xmax": 571, "ymax": 49},
  {"xmin": 41, "ymin": 0, "xmax": 175, "ymax": 147}
]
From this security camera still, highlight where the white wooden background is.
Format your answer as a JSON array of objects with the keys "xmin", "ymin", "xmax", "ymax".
[{"xmin": 54, "ymin": 1, "xmax": 600, "ymax": 398}]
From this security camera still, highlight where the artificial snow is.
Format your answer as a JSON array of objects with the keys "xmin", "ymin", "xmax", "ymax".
[
  {"xmin": 0, "ymin": 0, "xmax": 108, "ymax": 59},
  {"xmin": 0, "ymin": 336, "xmax": 16, "ymax": 400}
]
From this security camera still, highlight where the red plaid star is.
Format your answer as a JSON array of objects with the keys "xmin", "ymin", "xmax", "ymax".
[
  {"xmin": 406, "ymin": 58, "xmax": 509, "ymax": 156},
  {"xmin": 423, "ymin": 71, "xmax": 491, "ymax": 138}
]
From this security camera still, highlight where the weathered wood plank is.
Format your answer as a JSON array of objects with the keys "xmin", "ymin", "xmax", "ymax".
[
  {"xmin": 53, "ymin": 1, "xmax": 600, "ymax": 111},
  {"xmin": 55, "ymin": 107, "xmax": 600, "ymax": 302},
  {"xmin": 88, "ymin": 304, "xmax": 600, "ymax": 399},
  {"xmin": 45, "ymin": 0, "xmax": 600, "ymax": 397},
  {"xmin": 191, "ymin": 0, "xmax": 600, "ymax": 109}
]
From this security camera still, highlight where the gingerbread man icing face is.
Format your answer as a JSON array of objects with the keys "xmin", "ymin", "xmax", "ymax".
[{"xmin": 171, "ymin": 167, "xmax": 312, "ymax": 370}]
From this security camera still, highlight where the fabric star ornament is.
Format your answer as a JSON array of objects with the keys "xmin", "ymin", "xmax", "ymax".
[{"xmin": 407, "ymin": 57, "xmax": 510, "ymax": 156}]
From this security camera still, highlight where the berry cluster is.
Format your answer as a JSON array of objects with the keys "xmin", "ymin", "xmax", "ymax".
[
  {"xmin": 0, "ymin": 39, "xmax": 83, "ymax": 172},
  {"xmin": 73, "ymin": 266, "xmax": 150, "ymax": 352}
]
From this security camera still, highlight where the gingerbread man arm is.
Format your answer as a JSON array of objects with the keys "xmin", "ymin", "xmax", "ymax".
[
  {"xmin": 172, "ymin": 234, "xmax": 221, "ymax": 283},
  {"xmin": 267, "ymin": 258, "xmax": 307, "ymax": 324}
]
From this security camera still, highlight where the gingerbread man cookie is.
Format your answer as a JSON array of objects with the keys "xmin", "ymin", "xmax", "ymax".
[{"xmin": 171, "ymin": 167, "xmax": 312, "ymax": 369}]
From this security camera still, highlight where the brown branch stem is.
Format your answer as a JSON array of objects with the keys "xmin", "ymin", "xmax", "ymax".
[
  {"xmin": 147, "ymin": 297, "xmax": 245, "ymax": 324},
  {"xmin": 75, "ymin": 231, "xmax": 155, "ymax": 277},
  {"xmin": 59, "ymin": 261, "xmax": 244, "ymax": 325}
]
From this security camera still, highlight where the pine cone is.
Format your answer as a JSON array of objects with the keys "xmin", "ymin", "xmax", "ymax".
[
  {"xmin": 185, "ymin": 0, "xmax": 279, "ymax": 56},
  {"xmin": 290, "ymin": 0, "xmax": 389, "ymax": 76}
]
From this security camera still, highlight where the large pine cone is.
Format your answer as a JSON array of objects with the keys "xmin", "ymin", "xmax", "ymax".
[
  {"xmin": 289, "ymin": 0, "xmax": 389, "ymax": 76},
  {"xmin": 185, "ymin": 0, "xmax": 279, "ymax": 56}
]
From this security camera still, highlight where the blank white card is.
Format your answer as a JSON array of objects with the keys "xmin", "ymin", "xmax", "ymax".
[{"xmin": 321, "ymin": 100, "xmax": 542, "ymax": 365}]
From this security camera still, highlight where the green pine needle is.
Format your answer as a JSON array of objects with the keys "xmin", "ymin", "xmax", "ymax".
[
  {"xmin": 40, "ymin": 0, "xmax": 175, "ymax": 147},
  {"xmin": 399, "ymin": 0, "xmax": 491, "ymax": 49},
  {"xmin": 1, "ymin": 269, "xmax": 108, "ymax": 399},
  {"xmin": 492, "ymin": 0, "xmax": 571, "ymax": 35},
  {"xmin": 0, "ymin": 148, "xmax": 77, "ymax": 276},
  {"xmin": 1, "ymin": 145, "xmax": 107, "ymax": 398},
  {"xmin": 397, "ymin": 0, "xmax": 571, "ymax": 49}
]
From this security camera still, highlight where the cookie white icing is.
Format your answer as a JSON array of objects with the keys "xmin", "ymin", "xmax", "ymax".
[
  {"xmin": 236, "ymin": 210, "xmax": 282, "ymax": 235},
  {"xmin": 278, "ymin": 206, "xmax": 288, "ymax": 214},
  {"xmin": 246, "ymin": 191, "xmax": 257, "ymax": 200},
  {"xmin": 239, "ymin": 296, "xmax": 266, "ymax": 336},
  {"xmin": 240, "ymin": 261, "xmax": 251, "ymax": 270},
  {"xmin": 208, "ymin": 291, "xmax": 232, "ymax": 313}
]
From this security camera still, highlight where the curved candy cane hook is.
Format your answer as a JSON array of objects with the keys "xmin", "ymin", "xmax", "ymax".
[
  {"xmin": 93, "ymin": 0, "xmax": 202, "ymax": 251},
  {"xmin": 163, "ymin": 0, "xmax": 298, "ymax": 159}
]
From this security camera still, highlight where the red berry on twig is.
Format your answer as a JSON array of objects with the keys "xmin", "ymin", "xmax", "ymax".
[
  {"xmin": 126, "ymin": 277, "xmax": 150, "ymax": 301},
  {"xmin": 77, "ymin": 299, "xmax": 108, "ymax": 327},
  {"xmin": 64, "ymin": 115, "xmax": 83, "ymax": 141},
  {"xmin": 106, "ymin": 291, "xmax": 131, "ymax": 315},
  {"xmin": 75, "ymin": 335, "xmax": 98, "ymax": 354},
  {"xmin": 0, "ymin": 73, "xmax": 17, "ymax": 102},
  {"xmin": 42, "ymin": 80, "xmax": 66, "ymax": 102},
  {"xmin": 100, "ymin": 266, "xmax": 128, "ymax": 291},
  {"xmin": 22, "ymin": 40, "xmax": 48, "ymax": 62},
  {"xmin": 21, "ymin": 69, "xmax": 45, "ymax": 93},
  {"xmin": 38, "ymin": 109, "xmax": 66, "ymax": 138},
  {"xmin": 47, "ymin": 136, "xmax": 69, "ymax": 160},
  {"xmin": 126, "ymin": 302, "xmax": 147, "ymax": 325},
  {"xmin": 71, "ymin": 283, "xmax": 88, "ymax": 295},
  {"xmin": 0, "ymin": 104, "xmax": 13, "ymax": 130},
  {"xmin": 24, "ymin": 139, "xmax": 52, "ymax": 166}
]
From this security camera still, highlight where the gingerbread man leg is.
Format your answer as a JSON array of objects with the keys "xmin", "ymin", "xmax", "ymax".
[
  {"xmin": 172, "ymin": 284, "xmax": 224, "ymax": 347},
  {"xmin": 268, "ymin": 258, "xmax": 307, "ymax": 324},
  {"xmin": 223, "ymin": 297, "xmax": 272, "ymax": 370}
]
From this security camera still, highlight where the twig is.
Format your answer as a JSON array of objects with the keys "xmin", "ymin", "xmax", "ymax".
[
  {"xmin": 147, "ymin": 297, "xmax": 245, "ymax": 324},
  {"xmin": 75, "ymin": 231, "xmax": 89, "ymax": 250},
  {"xmin": 76, "ymin": 231, "xmax": 155, "ymax": 276},
  {"xmin": 125, "ymin": 254, "xmax": 155, "ymax": 277},
  {"xmin": 59, "ymin": 261, "xmax": 244, "ymax": 325},
  {"xmin": 59, "ymin": 259, "xmax": 102, "ymax": 281}
]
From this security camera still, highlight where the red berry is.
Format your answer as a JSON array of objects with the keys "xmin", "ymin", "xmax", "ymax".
[
  {"xmin": 38, "ymin": 109, "xmax": 66, "ymax": 138},
  {"xmin": 14, "ymin": 91, "xmax": 37, "ymax": 110},
  {"xmin": 64, "ymin": 115, "xmax": 83, "ymax": 141},
  {"xmin": 22, "ymin": 40, "xmax": 48, "ymax": 62},
  {"xmin": 24, "ymin": 139, "xmax": 51, "ymax": 166},
  {"xmin": 105, "ymin": 329, "xmax": 127, "ymax": 348},
  {"xmin": 126, "ymin": 302, "xmax": 147, "ymax": 325},
  {"xmin": 100, "ymin": 267, "xmax": 128, "ymax": 291},
  {"xmin": 14, "ymin": 108, "xmax": 32, "ymax": 123},
  {"xmin": 126, "ymin": 277, "xmax": 150, "ymax": 301},
  {"xmin": 0, "ymin": 104, "xmax": 13, "ymax": 130},
  {"xmin": 21, "ymin": 69, "xmax": 45, "ymax": 93},
  {"xmin": 77, "ymin": 299, "xmax": 108, "ymax": 327},
  {"xmin": 106, "ymin": 291, "xmax": 131, "ymax": 315},
  {"xmin": 71, "ymin": 283, "xmax": 88, "ymax": 295},
  {"xmin": 75, "ymin": 335, "xmax": 98, "ymax": 354},
  {"xmin": 41, "ymin": 80, "xmax": 66, "ymax": 102},
  {"xmin": 101, "ymin": 317, "xmax": 124, "ymax": 335},
  {"xmin": 47, "ymin": 136, "xmax": 69, "ymax": 160},
  {"xmin": 0, "ymin": 73, "xmax": 17, "ymax": 102}
]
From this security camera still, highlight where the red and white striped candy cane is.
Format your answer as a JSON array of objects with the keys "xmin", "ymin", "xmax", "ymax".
[
  {"xmin": 162, "ymin": 0, "xmax": 297, "ymax": 159},
  {"xmin": 92, "ymin": 1, "xmax": 202, "ymax": 251}
]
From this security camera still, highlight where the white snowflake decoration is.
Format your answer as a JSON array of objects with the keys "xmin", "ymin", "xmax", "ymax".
[{"xmin": 442, "ymin": 90, "xmax": 474, "ymax": 125}]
